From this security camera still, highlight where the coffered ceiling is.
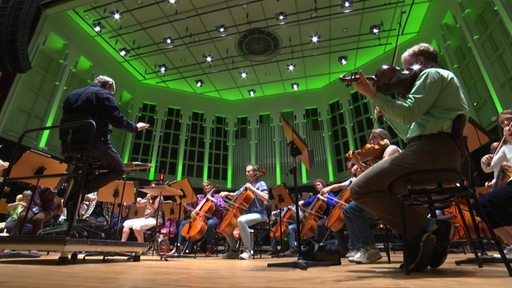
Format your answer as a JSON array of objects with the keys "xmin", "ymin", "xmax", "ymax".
[{"xmin": 44, "ymin": 0, "xmax": 432, "ymax": 101}]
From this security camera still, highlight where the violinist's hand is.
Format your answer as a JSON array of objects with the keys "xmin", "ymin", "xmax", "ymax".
[
  {"xmin": 481, "ymin": 154, "xmax": 494, "ymax": 167},
  {"xmin": 374, "ymin": 106, "xmax": 383, "ymax": 119},
  {"xmin": 354, "ymin": 71, "xmax": 377, "ymax": 99}
]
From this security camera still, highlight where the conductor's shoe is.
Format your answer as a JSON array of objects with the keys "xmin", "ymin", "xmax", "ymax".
[
  {"xmin": 429, "ymin": 220, "xmax": 454, "ymax": 269},
  {"xmin": 402, "ymin": 221, "xmax": 437, "ymax": 272}
]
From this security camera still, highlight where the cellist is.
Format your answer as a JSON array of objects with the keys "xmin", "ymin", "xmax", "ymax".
[
  {"xmin": 219, "ymin": 164, "xmax": 269, "ymax": 260},
  {"xmin": 298, "ymin": 179, "xmax": 338, "ymax": 252},
  {"xmin": 169, "ymin": 180, "xmax": 226, "ymax": 257}
]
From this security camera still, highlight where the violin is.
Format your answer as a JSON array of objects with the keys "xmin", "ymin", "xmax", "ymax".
[
  {"xmin": 217, "ymin": 169, "xmax": 267, "ymax": 238},
  {"xmin": 346, "ymin": 140, "xmax": 389, "ymax": 163},
  {"xmin": 181, "ymin": 185, "xmax": 219, "ymax": 242},
  {"xmin": 339, "ymin": 65, "xmax": 424, "ymax": 98}
]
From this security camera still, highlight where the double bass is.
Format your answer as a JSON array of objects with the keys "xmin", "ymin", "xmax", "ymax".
[
  {"xmin": 216, "ymin": 169, "xmax": 267, "ymax": 238},
  {"xmin": 180, "ymin": 185, "xmax": 219, "ymax": 242}
]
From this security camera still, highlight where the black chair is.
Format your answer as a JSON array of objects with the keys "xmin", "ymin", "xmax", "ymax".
[
  {"xmin": 389, "ymin": 114, "xmax": 512, "ymax": 275},
  {"xmin": 58, "ymin": 114, "xmax": 100, "ymax": 237}
]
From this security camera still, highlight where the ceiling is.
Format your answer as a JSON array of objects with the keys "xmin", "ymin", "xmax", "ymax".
[{"xmin": 44, "ymin": 0, "xmax": 432, "ymax": 101}]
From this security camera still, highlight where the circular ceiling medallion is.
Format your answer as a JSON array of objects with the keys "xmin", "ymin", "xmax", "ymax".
[{"xmin": 236, "ymin": 28, "xmax": 281, "ymax": 62}]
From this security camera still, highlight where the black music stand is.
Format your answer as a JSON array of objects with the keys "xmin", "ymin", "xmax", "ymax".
[
  {"xmin": 270, "ymin": 183, "xmax": 293, "ymax": 256},
  {"xmin": 161, "ymin": 178, "xmax": 197, "ymax": 259},
  {"xmin": 97, "ymin": 180, "xmax": 136, "ymax": 239},
  {"xmin": 7, "ymin": 150, "xmax": 66, "ymax": 236},
  {"xmin": 268, "ymin": 114, "xmax": 333, "ymax": 270}
]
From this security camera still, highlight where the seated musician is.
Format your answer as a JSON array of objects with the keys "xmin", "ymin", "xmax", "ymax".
[
  {"xmin": 10, "ymin": 186, "xmax": 63, "ymax": 236},
  {"xmin": 219, "ymin": 164, "xmax": 269, "ymax": 260},
  {"xmin": 169, "ymin": 180, "xmax": 226, "ymax": 257},
  {"xmin": 336, "ymin": 127, "xmax": 400, "ymax": 264},
  {"xmin": 474, "ymin": 110, "xmax": 512, "ymax": 259},
  {"xmin": 4, "ymin": 190, "xmax": 32, "ymax": 234},
  {"xmin": 121, "ymin": 193, "xmax": 161, "ymax": 243},
  {"xmin": 268, "ymin": 203, "xmax": 299, "ymax": 257},
  {"xmin": 298, "ymin": 179, "xmax": 339, "ymax": 253}
]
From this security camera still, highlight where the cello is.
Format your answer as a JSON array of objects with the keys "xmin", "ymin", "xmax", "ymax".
[
  {"xmin": 300, "ymin": 195, "xmax": 327, "ymax": 240},
  {"xmin": 269, "ymin": 207, "xmax": 295, "ymax": 241},
  {"xmin": 180, "ymin": 185, "xmax": 219, "ymax": 242},
  {"xmin": 216, "ymin": 169, "xmax": 267, "ymax": 238},
  {"xmin": 324, "ymin": 186, "xmax": 352, "ymax": 232}
]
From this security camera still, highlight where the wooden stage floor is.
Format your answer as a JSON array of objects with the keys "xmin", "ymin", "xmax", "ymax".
[{"xmin": 0, "ymin": 250, "xmax": 511, "ymax": 287}]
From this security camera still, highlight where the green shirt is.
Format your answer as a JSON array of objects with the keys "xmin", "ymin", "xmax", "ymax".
[{"xmin": 373, "ymin": 68, "xmax": 469, "ymax": 142}]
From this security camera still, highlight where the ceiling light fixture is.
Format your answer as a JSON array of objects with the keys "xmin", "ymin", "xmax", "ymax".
[
  {"xmin": 338, "ymin": 55, "xmax": 348, "ymax": 65},
  {"xmin": 204, "ymin": 54, "xmax": 213, "ymax": 63},
  {"xmin": 240, "ymin": 71, "xmax": 248, "ymax": 79},
  {"xmin": 291, "ymin": 82, "xmax": 299, "ymax": 90},
  {"xmin": 342, "ymin": 1, "xmax": 352, "ymax": 13},
  {"xmin": 370, "ymin": 23, "xmax": 382, "ymax": 35},
  {"xmin": 216, "ymin": 25, "xmax": 226, "ymax": 35},
  {"xmin": 168, "ymin": 0, "xmax": 178, "ymax": 4},
  {"xmin": 159, "ymin": 64, "xmax": 167, "ymax": 73},
  {"xmin": 276, "ymin": 12, "xmax": 286, "ymax": 24},
  {"xmin": 196, "ymin": 79, "xmax": 203, "ymax": 87},
  {"xmin": 119, "ymin": 48, "xmax": 128, "ymax": 57},
  {"xmin": 248, "ymin": 89, "xmax": 256, "ymax": 97},
  {"xmin": 287, "ymin": 63, "xmax": 296, "ymax": 71},
  {"xmin": 93, "ymin": 22, "xmax": 101, "ymax": 32},
  {"xmin": 164, "ymin": 37, "xmax": 172, "ymax": 45},
  {"xmin": 310, "ymin": 33, "xmax": 320, "ymax": 44},
  {"xmin": 112, "ymin": 9, "xmax": 121, "ymax": 20}
]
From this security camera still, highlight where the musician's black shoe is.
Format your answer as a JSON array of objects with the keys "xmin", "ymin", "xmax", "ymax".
[
  {"xmin": 402, "ymin": 220, "xmax": 437, "ymax": 272},
  {"xmin": 429, "ymin": 220, "xmax": 454, "ymax": 269}
]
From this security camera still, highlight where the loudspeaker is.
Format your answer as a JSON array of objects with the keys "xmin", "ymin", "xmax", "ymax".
[{"xmin": 0, "ymin": 0, "xmax": 41, "ymax": 73}]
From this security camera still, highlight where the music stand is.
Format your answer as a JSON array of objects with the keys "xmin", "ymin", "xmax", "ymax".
[
  {"xmin": 268, "ymin": 114, "xmax": 332, "ymax": 270},
  {"xmin": 271, "ymin": 183, "xmax": 293, "ymax": 256},
  {"xmin": 8, "ymin": 150, "xmax": 67, "ymax": 188},
  {"xmin": 98, "ymin": 180, "xmax": 135, "ymax": 239}
]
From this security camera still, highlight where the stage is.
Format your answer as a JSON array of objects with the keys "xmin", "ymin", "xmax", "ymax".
[{"xmin": 0, "ymin": 249, "xmax": 510, "ymax": 287}]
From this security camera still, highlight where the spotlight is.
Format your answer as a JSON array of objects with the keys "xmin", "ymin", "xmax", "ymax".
[
  {"xmin": 216, "ymin": 25, "xmax": 226, "ymax": 35},
  {"xmin": 370, "ymin": 24, "xmax": 382, "ymax": 35},
  {"xmin": 291, "ymin": 83, "xmax": 299, "ymax": 91},
  {"xmin": 240, "ymin": 71, "xmax": 248, "ymax": 79},
  {"xmin": 159, "ymin": 64, "xmax": 167, "ymax": 73},
  {"xmin": 338, "ymin": 55, "xmax": 348, "ymax": 65},
  {"xmin": 164, "ymin": 37, "xmax": 172, "ymax": 45},
  {"xmin": 276, "ymin": 12, "xmax": 287, "ymax": 24},
  {"xmin": 342, "ymin": 1, "xmax": 352, "ymax": 13},
  {"xmin": 287, "ymin": 63, "xmax": 296, "ymax": 71},
  {"xmin": 112, "ymin": 9, "xmax": 121, "ymax": 20},
  {"xmin": 196, "ymin": 79, "xmax": 203, "ymax": 87},
  {"xmin": 204, "ymin": 54, "xmax": 213, "ymax": 63},
  {"xmin": 248, "ymin": 89, "xmax": 256, "ymax": 97},
  {"xmin": 168, "ymin": 0, "xmax": 178, "ymax": 4},
  {"xmin": 119, "ymin": 48, "xmax": 128, "ymax": 57},
  {"xmin": 93, "ymin": 22, "xmax": 101, "ymax": 32},
  {"xmin": 310, "ymin": 33, "xmax": 320, "ymax": 44}
]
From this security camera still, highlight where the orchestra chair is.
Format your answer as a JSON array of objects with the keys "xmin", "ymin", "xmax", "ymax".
[
  {"xmin": 249, "ymin": 221, "xmax": 271, "ymax": 259},
  {"xmin": 389, "ymin": 114, "xmax": 512, "ymax": 275}
]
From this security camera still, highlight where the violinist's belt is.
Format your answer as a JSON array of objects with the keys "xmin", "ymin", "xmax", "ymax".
[{"xmin": 408, "ymin": 132, "xmax": 453, "ymax": 144}]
